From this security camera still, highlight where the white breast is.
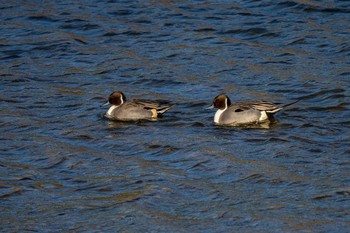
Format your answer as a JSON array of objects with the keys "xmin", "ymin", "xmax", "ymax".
[
  {"xmin": 106, "ymin": 105, "xmax": 118, "ymax": 118},
  {"xmin": 214, "ymin": 98, "xmax": 228, "ymax": 123},
  {"xmin": 214, "ymin": 109, "xmax": 224, "ymax": 123}
]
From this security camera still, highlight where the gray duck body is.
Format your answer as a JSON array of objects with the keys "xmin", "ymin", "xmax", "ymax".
[
  {"xmin": 211, "ymin": 94, "xmax": 296, "ymax": 126},
  {"xmin": 105, "ymin": 91, "xmax": 174, "ymax": 121}
]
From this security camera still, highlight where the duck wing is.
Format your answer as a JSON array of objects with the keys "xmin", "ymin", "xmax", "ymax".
[
  {"xmin": 133, "ymin": 100, "xmax": 161, "ymax": 109},
  {"xmin": 227, "ymin": 103, "xmax": 252, "ymax": 112},
  {"xmin": 130, "ymin": 100, "xmax": 175, "ymax": 115},
  {"xmin": 237, "ymin": 100, "xmax": 298, "ymax": 113},
  {"xmin": 237, "ymin": 102, "xmax": 282, "ymax": 113}
]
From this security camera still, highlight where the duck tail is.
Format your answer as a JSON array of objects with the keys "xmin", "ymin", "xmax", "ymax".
[
  {"xmin": 266, "ymin": 100, "xmax": 299, "ymax": 114},
  {"xmin": 282, "ymin": 100, "xmax": 299, "ymax": 108},
  {"xmin": 157, "ymin": 104, "xmax": 175, "ymax": 115}
]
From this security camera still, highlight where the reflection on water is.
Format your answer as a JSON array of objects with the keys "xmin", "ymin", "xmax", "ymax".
[
  {"xmin": 216, "ymin": 120, "xmax": 273, "ymax": 129},
  {"xmin": 1, "ymin": 0, "xmax": 350, "ymax": 232}
]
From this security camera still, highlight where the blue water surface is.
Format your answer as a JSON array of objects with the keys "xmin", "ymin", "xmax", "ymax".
[{"xmin": 1, "ymin": 0, "xmax": 349, "ymax": 232}]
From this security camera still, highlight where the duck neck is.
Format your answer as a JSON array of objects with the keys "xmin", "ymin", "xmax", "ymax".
[
  {"xmin": 106, "ymin": 105, "xmax": 118, "ymax": 117},
  {"xmin": 214, "ymin": 109, "xmax": 225, "ymax": 123},
  {"xmin": 214, "ymin": 99, "xmax": 228, "ymax": 123}
]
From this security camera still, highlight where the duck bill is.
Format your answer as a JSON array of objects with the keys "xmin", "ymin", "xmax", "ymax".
[
  {"xmin": 101, "ymin": 101, "xmax": 110, "ymax": 107},
  {"xmin": 205, "ymin": 104, "xmax": 214, "ymax": 110}
]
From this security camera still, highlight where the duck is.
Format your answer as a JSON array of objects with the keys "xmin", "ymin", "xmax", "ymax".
[
  {"xmin": 103, "ymin": 91, "xmax": 174, "ymax": 121},
  {"xmin": 207, "ymin": 94, "xmax": 298, "ymax": 126}
]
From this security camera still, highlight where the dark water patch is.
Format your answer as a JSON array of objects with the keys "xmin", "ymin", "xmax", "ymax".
[
  {"xmin": 336, "ymin": 44, "xmax": 350, "ymax": 54},
  {"xmin": 60, "ymin": 22, "xmax": 100, "ymax": 31},
  {"xmin": 276, "ymin": 1, "xmax": 309, "ymax": 10},
  {"xmin": 322, "ymin": 93, "xmax": 348, "ymax": 100},
  {"xmin": 204, "ymin": 16, "xmax": 224, "ymax": 20},
  {"xmin": 184, "ymin": 101, "xmax": 208, "ymax": 108},
  {"xmin": 27, "ymin": 15, "xmax": 58, "ymax": 22},
  {"xmin": 147, "ymin": 144, "xmax": 162, "ymax": 150},
  {"xmin": 276, "ymin": 52, "xmax": 296, "ymax": 57},
  {"xmin": 18, "ymin": 176, "xmax": 35, "ymax": 181},
  {"xmin": 287, "ymin": 38, "xmax": 308, "ymax": 45},
  {"xmin": 74, "ymin": 183, "xmax": 107, "ymax": 192},
  {"xmin": 276, "ymin": 1, "xmax": 350, "ymax": 14},
  {"xmin": 40, "ymin": 157, "xmax": 67, "ymax": 170},
  {"xmin": 103, "ymin": 32, "xmax": 118, "ymax": 37},
  {"xmin": 261, "ymin": 60, "xmax": 293, "ymax": 65},
  {"xmin": 0, "ymin": 4, "xmax": 15, "ymax": 10},
  {"xmin": 1, "ymin": 49, "xmax": 25, "ymax": 60},
  {"xmin": 108, "ymin": 9, "xmax": 134, "ymax": 16},
  {"xmin": 163, "ymin": 22, "xmax": 175, "ymax": 27},
  {"xmin": 10, "ymin": 78, "xmax": 30, "ymax": 83},
  {"xmin": 236, "ymin": 11, "xmax": 257, "ymax": 16},
  {"xmin": 312, "ymin": 194, "xmax": 333, "ymax": 200},
  {"xmin": 313, "ymin": 189, "xmax": 350, "ymax": 201},
  {"xmin": 166, "ymin": 53, "xmax": 180, "ymax": 58},
  {"xmin": 73, "ymin": 38, "xmax": 88, "ymax": 44},
  {"xmin": 191, "ymin": 122, "xmax": 205, "ymax": 127},
  {"xmin": 335, "ymin": 191, "xmax": 350, "ymax": 197},
  {"xmin": 294, "ymin": 160, "xmax": 313, "ymax": 164},
  {"xmin": 64, "ymin": 18, "xmax": 87, "ymax": 23},
  {"xmin": 122, "ymin": 30, "xmax": 146, "ymax": 36},
  {"xmin": 189, "ymin": 159, "xmax": 211, "ymax": 169},
  {"xmin": 0, "ymin": 188, "xmax": 23, "ymax": 199},
  {"xmin": 147, "ymin": 144, "xmax": 180, "ymax": 153},
  {"xmin": 194, "ymin": 27, "xmax": 216, "ymax": 32},
  {"xmin": 308, "ymin": 148, "xmax": 322, "ymax": 153},
  {"xmin": 179, "ymin": 5, "xmax": 214, "ymax": 13},
  {"xmin": 288, "ymin": 135, "xmax": 318, "ymax": 144},
  {"xmin": 220, "ymin": 27, "xmax": 269, "ymax": 37},
  {"xmin": 145, "ymin": 33, "xmax": 173, "ymax": 43},
  {"xmin": 340, "ymin": 72, "xmax": 350, "ymax": 76},
  {"xmin": 0, "ymin": 97, "xmax": 21, "ymax": 103},
  {"xmin": 131, "ymin": 78, "xmax": 185, "ymax": 87},
  {"xmin": 235, "ymin": 173, "xmax": 264, "ymax": 183},
  {"xmin": 304, "ymin": 6, "xmax": 350, "ymax": 14},
  {"xmin": 266, "ymin": 137, "xmax": 290, "ymax": 143},
  {"xmin": 298, "ymin": 88, "xmax": 345, "ymax": 100},
  {"xmin": 133, "ymin": 19, "xmax": 152, "ymax": 24},
  {"xmin": 33, "ymin": 42, "xmax": 72, "ymax": 52},
  {"xmin": 309, "ymin": 103, "xmax": 348, "ymax": 111}
]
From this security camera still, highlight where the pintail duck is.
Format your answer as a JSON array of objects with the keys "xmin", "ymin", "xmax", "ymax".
[
  {"xmin": 208, "ymin": 94, "xmax": 297, "ymax": 126},
  {"xmin": 104, "ymin": 91, "xmax": 174, "ymax": 121}
]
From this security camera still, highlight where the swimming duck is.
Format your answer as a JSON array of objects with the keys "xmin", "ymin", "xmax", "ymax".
[
  {"xmin": 104, "ymin": 91, "xmax": 174, "ymax": 121},
  {"xmin": 208, "ymin": 94, "xmax": 297, "ymax": 126}
]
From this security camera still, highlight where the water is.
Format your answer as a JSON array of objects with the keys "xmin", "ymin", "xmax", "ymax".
[{"xmin": 1, "ymin": 0, "xmax": 349, "ymax": 232}]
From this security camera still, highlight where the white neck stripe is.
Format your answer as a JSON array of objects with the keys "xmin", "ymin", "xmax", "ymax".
[
  {"xmin": 214, "ymin": 98, "xmax": 228, "ymax": 123},
  {"xmin": 107, "ymin": 105, "xmax": 118, "ymax": 117}
]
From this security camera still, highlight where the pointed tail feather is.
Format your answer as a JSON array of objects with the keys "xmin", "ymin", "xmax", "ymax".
[
  {"xmin": 157, "ymin": 104, "xmax": 175, "ymax": 115},
  {"xmin": 266, "ymin": 100, "xmax": 299, "ymax": 114},
  {"xmin": 281, "ymin": 100, "xmax": 299, "ymax": 108}
]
